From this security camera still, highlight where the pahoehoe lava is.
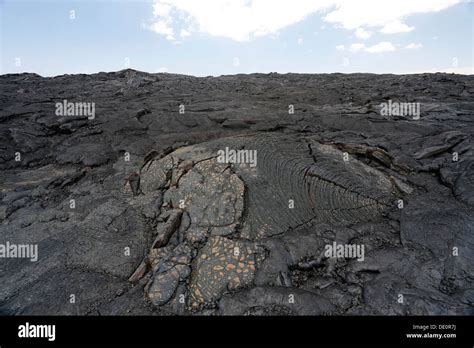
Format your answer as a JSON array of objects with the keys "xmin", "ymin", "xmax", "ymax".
[
  {"xmin": 0, "ymin": 70, "xmax": 473, "ymax": 315},
  {"xmin": 131, "ymin": 133, "xmax": 397, "ymax": 312}
]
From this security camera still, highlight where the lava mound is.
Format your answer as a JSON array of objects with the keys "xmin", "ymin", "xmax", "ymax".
[{"xmin": 130, "ymin": 133, "xmax": 399, "ymax": 313}]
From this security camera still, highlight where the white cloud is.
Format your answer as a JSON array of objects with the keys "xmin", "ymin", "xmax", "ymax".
[
  {"xmin": 233, "ymin": 57, "xmax": 240, "ymax": 67},
  {"xmin": 355, "ymin": 27, "xmax": 372, "ymax": 40},
  {"xmin": 297, "ymin": 37, "xmax": 304, "ymax": 45},
  {"xmin": 405, "ymin": 42, "xmax": 423, "ymax": 50},
  {"xmin": 150, "ymin": 0, "xmax": 336, "ymax": 42},
  {"xmin": 348, "ymin": 41, "xmax": 397, "ymax": 53},
  {"xmin": 151, "ymin": 19, "xmax": 175, "ymax": 40},
  {"xmin": 336, "ymin": 44, "xmax": 345, "ymax": 51},
  {"xmin": 324, "ymin": 0, "xmax": 459, "ymax": 34},
  {"xmin": 349, "ymin": 43, "xmax": 366, "ymax": 52},
  {"xmin": 347, "ymin": 41, "xmax": 421, "ymax": 54},
  {"xmin": 380, "ymin": 21, "xmax": 414, "ymax": 34},
  {"xmin": 150, "ymin": 0, "xmax": 460, "ymax": 41},
  {"xmin": 180, "ymin": 28, "xmax": 190, "ymax": 38},
  {"xmin": 365, "ymin": 41, "xmax": 396, "ymax": 53},
  {"xmin": 153, "ymin": 2, "xmax": 172, "ymax": 17},
  {"xmin": 157, "ymin": 66, "xmax": 169, "ymax": 73}
]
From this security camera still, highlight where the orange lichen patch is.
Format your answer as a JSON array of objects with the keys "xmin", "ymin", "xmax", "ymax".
[
  {"xmin": 146, "ymin": 265, "xmax": 190, "ymax": 306},
  {"xmin": 170, "ymin": 255, "xmax": 191, "ymax": 264},
  {"xmin": 187, "ymin": 236, "xmax": 265, "ymax": 309},
  {"xmin": 148, "ymin": 246, "xmax": 173, "ymax": 270}
]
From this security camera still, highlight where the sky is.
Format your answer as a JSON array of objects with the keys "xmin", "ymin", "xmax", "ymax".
[{"xmin": 1, "ymin": 0, "xmax": 473, "ymax": 76}]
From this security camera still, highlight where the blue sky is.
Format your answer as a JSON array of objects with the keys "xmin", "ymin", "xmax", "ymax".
[{"xmin": 1, "ymin": 0, "xmax": 472, "ymax": 76}]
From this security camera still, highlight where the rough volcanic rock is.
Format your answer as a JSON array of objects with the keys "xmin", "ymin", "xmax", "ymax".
[{"xmin": 0, "ymin": 70, "xmax": 473, "ymax": 315}]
